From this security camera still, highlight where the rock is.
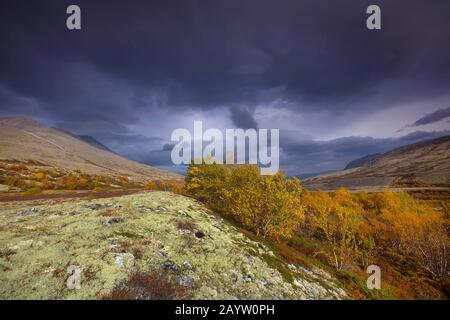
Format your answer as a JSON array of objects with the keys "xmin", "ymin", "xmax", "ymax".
[
  {"xmin": 176, "ymin": 275, "xmax": 195, "ymax": 288},
  {"xmin": 82, "ymin": 203, "xmax": 111, "ymax": 210},
  {"xmin": 293, "ymin": 278, "xmax": 305, "ymax": 288},
  {"xmin": 157, "ymin": 250, "xmax": 168, "ymax": 258},
  {"xmin": 208, "ymin": 288, "xmax": 218, "ymax": 298},
  {"xmin": 194, "ymin": 231, "xmax": 205, "ymax": 239},
  {"xmin": 183, "ymin": 261, "xmax": 193, "ymax": 270},
  {"xmin": 156, "ymin": 206, "xmax": 168, "ymax": 212},
  {"xmin": 163, "ymin": 260, "xmax": 178, "ymax": 272},
  {"xmin": 107, "ymin": 237, "xmax": 119, "ymax": 245},
  {"xmin": 179, "ymin": 229, "xmax": 192, "ymax": 236},
  {"xmin": 288, "ymin": 264, "xmax": 297, "ymax": 271},
  {"xmin": 242, "ymin": 274, "xmax": 253, "ymax": 283},
  {"xmin": 17, "ymin": 207, "xmax": 38, "ymax": 216},
  {"xmin": 109, "ymin": 253, "xmax": 134, "ymax": 269},
  {"xmin": 103, "ymin": 217, "xmax": 123, "ymax": 226}
]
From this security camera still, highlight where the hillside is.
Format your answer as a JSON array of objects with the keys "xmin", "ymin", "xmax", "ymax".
[
  {"xmin": 76, "ymin": 135, "xmax": 113, "ymax": 153},
  {"xmin": 344, "ymin": 153, "xmax": 381, "ymax": 170},
  {"xmin": 0, "ymin": 191, "xmax": 346, "ymax": 299},
  {"xmin": 303, "ymin": 135, "xmax": 450, "ymax": 190},
  {"xmin": 0, "ymin": 117, "xmax": 181, "ymax": 183}
]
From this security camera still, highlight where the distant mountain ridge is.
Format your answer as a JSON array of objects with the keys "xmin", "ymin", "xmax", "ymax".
[
  {"xmin": 53, "ymin": 127, "xmax": 114, "ymax": 153},
  {"xmin": 302, "ymin": 135, "xmax": 450, "ymax": 190},
  {"xmin": 295, "ymin": 170, "xmax": 337, "ymax": 179},
  {"xmin": 77, "ymin": 135, "xmax": 113, "ymax": 153},
  {"xmin": 344, "ymin": 154, "xmax": 381, "ymax": 170}
]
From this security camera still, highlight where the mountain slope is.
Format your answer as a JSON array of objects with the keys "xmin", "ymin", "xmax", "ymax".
[
  {"xmin": 76, "ymin": 135, "xmax": 113, "ymax": 153},
  {"xmin": 303, "ymin": 135, "xmax": 450, "ymax": 190},
  {"xmin": 0, "ymin": 117, "xmax": 181, "ymax": 182},
  {"xmin": 344, "ymin": 153, "xmax": 381, "ymax": 170},
  {"xmin": 53, "ymin": 128, "xmax": 114, "ymax": 153}
]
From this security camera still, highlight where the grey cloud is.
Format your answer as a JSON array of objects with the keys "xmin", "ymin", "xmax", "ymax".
[
  {"xmin": 229, "ymin": 105, "xmax": 258, "ymax": 129},
  {"xmin": 410, "ymin": 107, "xmax": 450, "ymax": 127},
  {"xmin": 281, "ymin": 130, "xmax": 450, "ymax": 175},
  {"xmin": 1, "ymin": 1, "xmax": 450, "ymax": 176},
  {"xmin": 161, "ymin": 143, "xmax": 175, "ymax": 152},
  {"xmin": 2, "ymin": 0, "xmax": 450, "ymax": 123}
]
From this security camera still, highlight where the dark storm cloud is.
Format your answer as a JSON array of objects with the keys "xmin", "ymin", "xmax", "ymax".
[
  {"xmin": 229, "ymin": 106, "xmax": 258, "ymax": 129},
  {"xmin": 409, "ymin": 107, "xmax": 450, "ymax": 127},
  {"xmin": 161, "ymin": 143, "xmax": 175, "ymax": 152},
  {"xmin": 1, "ymin": 0, "xmax": 449, "ymax": 173},
  {"xmin": 2, "ymin": 0, "xmax": 450, "ymax": 119}
]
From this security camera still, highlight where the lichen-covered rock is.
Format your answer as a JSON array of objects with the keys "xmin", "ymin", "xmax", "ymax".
[
  {"xmin": 0, "ymin": 191, "xmax": 347, "ymax": 300},
  {"xmin": 108, "ymin": 253, "xmax": 135, "ymax": 269},
  {"xmin": 176, "ymin": 275, "xmax": 195, "ymax": 288}
]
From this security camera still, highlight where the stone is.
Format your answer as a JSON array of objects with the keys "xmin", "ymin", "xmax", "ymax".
[
  {"xmin": 82, "ymin": 203, "xmax": 111, "ymax": 210},
  {"xmin": 163, "ymin": 260, "xmax": 178, "ymax": 272},
  {"xmin": 17, "ymin": 207, "xmax": 38, "ymax": 216},
  {"xmin": 103, "ymin": 217, "xmax": 123, "ymax": 226},
  {"xmin": 176, "ymin": 275, "xmax": 195, "ymax": 288},
  {"xmin": 288, "ymin": 263, "xmax": 297, "ymax": 271},
  {"xmin": 179, "ymin": 229, "xmax": 192, "ymax": 236},
  {"xmin": 194, "ymin": 231, "xmax": 205, "ymax": 239},
  {"xmin": 208, "ymin": 288, "xmax": 218, "ymax": 298},
  {"xmin": 109, "ymin": 253, "xmax": 134, "ymax": 269},
  {"xmin": 230, "ymin": 273, "xmax": 238, "ymax": 282},
  {"xmin": 183, "ymin": 261, "xmax": 193, "ymax": 270}
]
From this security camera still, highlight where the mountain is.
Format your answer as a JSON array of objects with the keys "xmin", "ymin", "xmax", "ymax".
[
  {"xmin": 76, "ymin": 135, "xmax": 113, "ymax": 153},
  {"xmin": 295, "ymin": 170, "xmax": 338, "ymax": 179},
  {"xmin": 302, "ymin": 135, "xmax": 450, "ymax": 190},
  {"xmin": 0, "ymin": 117, "xmax": 181, "ymax": 182},
  {"xmin": 344, "ymin": 153, "xmax": 381, "ymax": 170},
  {"xmin": 52, "ymin": 128, "xmax": 114, "ymax": 153}
]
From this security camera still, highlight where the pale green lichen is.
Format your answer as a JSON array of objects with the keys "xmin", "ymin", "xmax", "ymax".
[{"xmin": 0, "ymin": 191, "xmax": 346, "ymax": 300}]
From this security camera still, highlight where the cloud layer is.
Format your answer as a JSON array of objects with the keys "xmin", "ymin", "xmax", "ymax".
[{"xmin": 0, "ymin": 0, "xmax": 449, "ymax": 174}]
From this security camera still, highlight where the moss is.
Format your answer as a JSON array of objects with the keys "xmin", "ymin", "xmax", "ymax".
[{"xmin": 114, "ymin": 231, "xmax": 143, "ymax": 239}]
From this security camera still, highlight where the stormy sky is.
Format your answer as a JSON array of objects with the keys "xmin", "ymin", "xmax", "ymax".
[{"xmin": 1, "ymin": 0, "xmax": 450, "ymax": 175}]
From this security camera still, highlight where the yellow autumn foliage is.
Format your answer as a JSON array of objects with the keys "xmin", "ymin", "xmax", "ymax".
[{"xmin": 185, "ymin": 162, "xmax": 304, "ymax": 241}]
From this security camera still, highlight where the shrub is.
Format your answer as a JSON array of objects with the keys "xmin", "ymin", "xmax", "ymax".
[
  {"xmin": 25, "ymin": 186, "xmax": 42, "ymax": 195},
  {"xmin": 144, "ymin": 180, "xmax": 185, "ymax": 195},
  {"xmin": 35, "ymin": 171, "xmax": 46, "ymax": 181},
  {"xmin": 302, "ymin": 189, "xmax": 362, "ymax": 270},
  {"xmin": 102, "ymin": 271, "xmax": 189, "ymax": 300},
  {"xmin": 185, "ymin": 162, "xmax": 304, "ymax": 241},
  {"xmin": 355, "ymin": 191, "xmax": 448, "ymax": 277}
]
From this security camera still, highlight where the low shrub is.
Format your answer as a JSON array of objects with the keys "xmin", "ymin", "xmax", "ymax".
[{"xmin": 102, "ymin": 271, "xmax": 189, "ymax": 300}]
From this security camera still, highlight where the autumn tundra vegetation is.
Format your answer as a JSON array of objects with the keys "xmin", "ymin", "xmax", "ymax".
[
  {"xmin": 0, "ymin": 158, "xmax": 448, "ymax": 298},
  {"xmin": 0, "ymin": 160, "xmax": 143, "ymax": 193},
  {"xmin": 184, "ymin": 161, "xmax": 449, "ymax": 299}
]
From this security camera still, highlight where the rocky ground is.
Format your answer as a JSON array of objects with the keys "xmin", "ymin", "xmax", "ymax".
[{"xmin": 0, "ymin": 191, "xmax": 346, "ymax": 300}]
